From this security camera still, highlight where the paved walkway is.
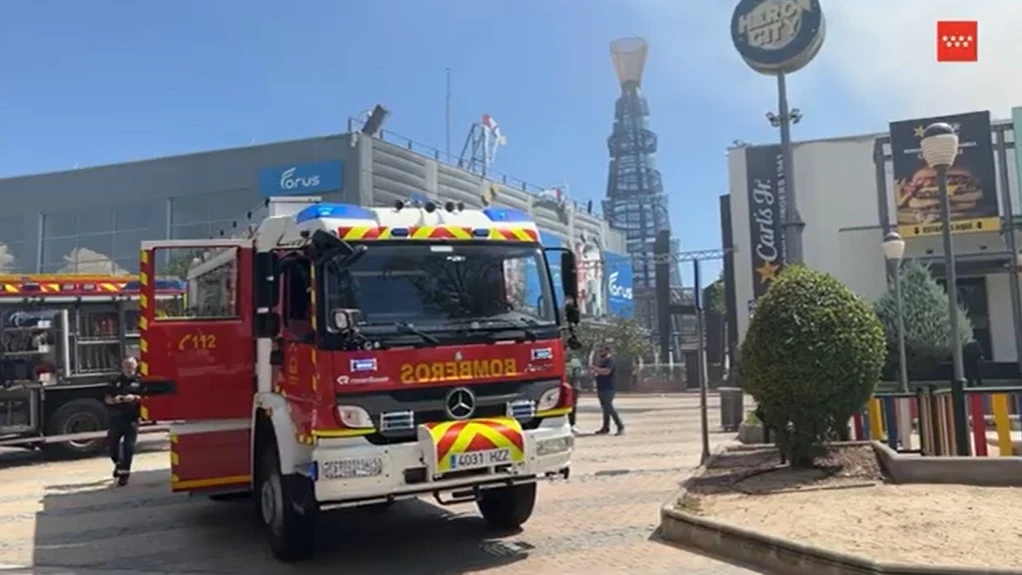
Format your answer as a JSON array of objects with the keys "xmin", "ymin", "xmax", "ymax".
[{"xmin": 0, "ymin": 393, "xmax": 766, "ymax": 575}]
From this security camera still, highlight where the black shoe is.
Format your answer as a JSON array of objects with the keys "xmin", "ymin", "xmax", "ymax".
[
  {"xmin": 116, "ymin": 474, "xmax": 129, "ymax": 487},
  {"xmin": 615, "ymin": 428, "xmax": 625, "ymax": 436},
  {"xmin": 594, "ymin": 428, "xmax": 610, "ymax": 435}
]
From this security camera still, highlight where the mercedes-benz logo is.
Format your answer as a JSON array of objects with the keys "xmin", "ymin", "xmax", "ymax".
[{"xmin": 444, "ymin": 387, "xmax": 476, "ymax": 420}]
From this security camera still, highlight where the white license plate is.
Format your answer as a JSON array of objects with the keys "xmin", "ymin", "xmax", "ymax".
[{"xmin": 448, "ymin": 448, "xmax": 511, "ymax": 470}]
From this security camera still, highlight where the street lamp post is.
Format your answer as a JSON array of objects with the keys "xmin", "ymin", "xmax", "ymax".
[
  {"xmin": 921, "ymin": 122, "xmax": 971, "ymax": 456},
  {"xmin": 882, "ymin": 231, "xmax": 909, "ymax": 393},
  {"xmin": 882, "ymin": 231, "xmax": 913, "ymax": 450}
]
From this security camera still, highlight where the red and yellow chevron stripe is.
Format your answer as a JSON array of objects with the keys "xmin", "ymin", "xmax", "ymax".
[
  {"xmin": 425, "ymin": 417, "xmax": 526, "ymax": 473},
  {"xmin": 0, "ymin": 280, "xmax": 129, "ymax": 295},
  {"xmin": 337, "ymin": 225, "xmax": 538, "ymax": 243}
]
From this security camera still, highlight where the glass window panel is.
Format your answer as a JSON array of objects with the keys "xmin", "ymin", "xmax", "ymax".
[
  {"xmin": 0, "ymin": 217, "xmax": 26, "ymax": 272},
  {"xmin": 209, "ymin": 189, "xmax": 257, "ymax": 223},
  {"xmin": 77, "ymin": 207, "xmax": 115, "ymax": 236},
  {"xmin": 42, "ymin": 236, "xmax": 77, "ymax": 268},
  {"xmin": 115, "ymin": 199, "xmax": 164, "ymax": 232},
  {"xmin": 0, "ymin": 217, "xmax": 26, "ymax": 247},
  {"xmin": 154, "ymin": 246, "xmax": 239, "ymax": 319},
  {"xmin": 68, "ymin": 234, "xmax": 118, "ymax": 273},
  {"xmin": 113, "ymin": 257, "xmax": 139, "ymax": 275},
  {"xmin": 172, "ymin": 222, "xmax": 212, "ymax": 240},
  {"xmin": 43, "ymin": 210, "xmax": 76, "ymax": 239},
  {"xmin": 171, "ymin": 195, "xmax": 210, "ymax": 226},
  {"xmin": 113, "ymin": 229, "xmax": 155, "ymax": 262}
]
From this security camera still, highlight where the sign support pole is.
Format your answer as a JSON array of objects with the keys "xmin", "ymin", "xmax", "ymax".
[{"xmin": 776, "ymin": 71, "xmax": 804, "ymax": 265}]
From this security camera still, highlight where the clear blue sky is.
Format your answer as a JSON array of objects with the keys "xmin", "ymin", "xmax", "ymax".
[{"xmin": 0, "ymin": 0, "xmax": 886, "ymax": 284}]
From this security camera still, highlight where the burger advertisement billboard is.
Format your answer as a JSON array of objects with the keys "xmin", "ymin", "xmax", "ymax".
[{"xmin": 889, "ymin": 111, "xmax": 1000, "ymax": 238}]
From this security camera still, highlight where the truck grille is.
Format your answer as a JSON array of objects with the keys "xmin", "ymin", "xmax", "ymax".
[{"xmin": 336, "ymin": 379, "xmax": 556, "ymax": 445}]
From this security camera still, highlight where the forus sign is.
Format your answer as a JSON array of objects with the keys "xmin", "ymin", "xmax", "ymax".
[{"xmin": 258, "ymin": 160, "xmax": 343, "ymax": 197}]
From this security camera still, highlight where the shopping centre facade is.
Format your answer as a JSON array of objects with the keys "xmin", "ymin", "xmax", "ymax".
[
  {"xmin": 725, "ymin": 111, "xmax": 1022, "ymax": 365},
  {"xmin": 0, "ymin": 130, "xmax": 633, "ymax": 319}
]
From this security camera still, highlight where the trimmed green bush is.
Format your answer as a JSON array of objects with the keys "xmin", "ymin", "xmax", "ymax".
[
  {"xmin": 874, "ymin": 259, "xmax": 974, "ymax": 378},
  {"xmin": 740, "ymin": 265, "xmax": 886, "ymax": 466}
]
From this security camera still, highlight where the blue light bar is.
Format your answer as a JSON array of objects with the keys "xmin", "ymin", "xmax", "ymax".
[
  {"xmin": 295, "ymin": 203, "xmax": 376, "ymax": 224},
  {"xmin": 483, "ymin": 207, "xmax": 532, "ymax": 223}
]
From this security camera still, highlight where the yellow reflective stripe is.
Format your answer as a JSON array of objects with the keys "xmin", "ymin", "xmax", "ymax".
[{"xmin": 412, "ymin": 226, "xmax": 435, "ymax": 239}]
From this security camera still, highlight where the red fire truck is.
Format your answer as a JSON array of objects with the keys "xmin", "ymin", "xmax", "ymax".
[
  {"xmin": 0, "ymin": 275, "xmax": 185, "ymax": 456},
  {"xmin": 140, "ymin": 197, "xmax": 580, "ymax": 561}
]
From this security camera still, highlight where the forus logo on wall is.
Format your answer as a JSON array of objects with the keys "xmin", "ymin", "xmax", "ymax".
[
  {"xmin": 279, "ymin": 167, "xmax": 320, "ymax": 191},
  {"xmin": 257, "ymin": 160, "xmax": 343, "ymax": 197},
  {"xmin": 731, "ymin": 0, "xmax": 826, "ymax": 75},
  {"xmin": 608, "ymin": 272, "xmax": 632, "ymax": 301}
]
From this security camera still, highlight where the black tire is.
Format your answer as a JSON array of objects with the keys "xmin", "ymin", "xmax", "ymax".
[
  {"xmin": 256, "ymin": 441, "xmax": 318, "ymax": 562},
  {"xmin": 476, "ymin": 482, "xmax": 537, "ymax": 529},
  {"xmin": 44, "ymin": 398, "xmax": 110, "ymax": 459}
]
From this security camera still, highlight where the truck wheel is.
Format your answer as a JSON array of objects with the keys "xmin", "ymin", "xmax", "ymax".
[
  {"xmin": 44, "ymin": 399, "xmax": 110, "ymax": 459},
  {"xmin": 256, "ymin": 442, "xmax": 317, "ymax": 562},
  {"xmin": 476, "ymin": 482, "xmax": 537, "ymax": 530}
]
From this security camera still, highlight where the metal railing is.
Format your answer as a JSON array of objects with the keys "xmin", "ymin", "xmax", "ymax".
[{"xmin": 346, "ymin": 117, "xmax": 603, "ymax": 219}]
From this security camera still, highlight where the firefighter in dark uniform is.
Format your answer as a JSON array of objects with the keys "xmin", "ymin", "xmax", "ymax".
[{"xmin": 105, "ymin": 357, "xmax": 142, "ymax": 486}]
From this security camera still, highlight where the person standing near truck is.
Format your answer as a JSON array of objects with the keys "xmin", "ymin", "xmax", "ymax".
[
  {"xmin": 591, "ymin": 344, "xmax": 624, "ymax": 436},
  {"xmin": 105, "ymin": 357, "xmax": 142, "ymax": 486}
]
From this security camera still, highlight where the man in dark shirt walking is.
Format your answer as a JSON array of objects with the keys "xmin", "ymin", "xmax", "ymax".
[
  {"xmin": 105, "ymin": 357, "xmax": 142, "ymax": 486},
  {"xmin": 591, "ymin": 345, "xmax": 624, "ymax": 435}
]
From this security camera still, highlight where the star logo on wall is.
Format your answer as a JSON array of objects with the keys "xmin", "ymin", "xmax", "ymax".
[
  {"xmin": 913, "ymin": 125, "xmax": 925, "ymax": 138},
  {"xmin": 756, "ymin": 261, "xmax": 780, "ymax": 284}
]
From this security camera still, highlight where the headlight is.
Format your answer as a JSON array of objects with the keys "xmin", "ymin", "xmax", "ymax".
[
  {"xmin": 537, "ymin": 388, "xmax": 561, "ymax": 412},
  {"xmin": 337, "ymin": 405, "xmax": 375, "ymax": 429},
  {"xmin": 537, "ymin": 436, "xmax": 573, "ymax": 456}
]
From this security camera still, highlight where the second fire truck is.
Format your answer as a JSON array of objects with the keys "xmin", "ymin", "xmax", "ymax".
[
  {"xmin": 140, "ymin": 196, "xmax": 580, "ymax": 561},
  {"xmin": 0, "ymin": 275, "xmax": 185, "ymax": 456}
]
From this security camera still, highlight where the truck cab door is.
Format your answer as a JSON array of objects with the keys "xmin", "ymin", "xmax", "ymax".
[{"xmin": 138, "ymin": 241, "xmax": 254, "ymax": 423}]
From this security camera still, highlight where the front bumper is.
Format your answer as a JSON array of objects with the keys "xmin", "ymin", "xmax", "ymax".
[{"xmin": 307, "ymin": 415, "xmax": 572, "ymax": 508}]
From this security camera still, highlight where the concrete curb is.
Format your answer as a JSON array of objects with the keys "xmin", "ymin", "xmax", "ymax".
[
  {"xmin": 659, "ymin": 448, "xmax": 1022, "ymax": 575},
  {"xmin": 873, "ymin": 441, "xmax": 1022, "ymax": 487},
  {"xmin": 659, "ymin": 502, "xmax": 1022, "ymax": 575}
]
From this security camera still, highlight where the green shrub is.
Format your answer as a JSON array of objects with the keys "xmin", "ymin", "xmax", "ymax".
[
  {"xmin": 874, "ymin": 259, "xmax": 974, "ymax": 378},
  {"xmin": 740, "ymin": 266, "xmax": 886, "ymax": 466}
]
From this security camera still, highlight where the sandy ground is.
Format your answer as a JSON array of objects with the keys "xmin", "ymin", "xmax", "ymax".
[{"xmin": 685, "ymin": 445, "xmax": 1022, "ymax": 569}]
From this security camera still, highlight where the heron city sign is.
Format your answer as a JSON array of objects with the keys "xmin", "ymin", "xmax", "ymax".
[{"xmin": 730, "ymin": 0, "xmax": 826, "ymax": 75}]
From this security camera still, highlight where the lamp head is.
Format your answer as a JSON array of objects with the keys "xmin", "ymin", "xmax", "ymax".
[
  {"xmin": 882, "ymin": 231, "xmax": 906, "ymax": 261},
  {"xmin": 920, "ymin": 122, "xmax": 959, "ymax": 168}
]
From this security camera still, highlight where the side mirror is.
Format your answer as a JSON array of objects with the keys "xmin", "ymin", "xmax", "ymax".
[
  {"xmin": 254, "ymin": 252, "xmax": 280, "ymax": 309},
  {"xmin": 331, "ymin": 308, "xmax": 362, "ymax": 331},
  {"xmin": 561, "ymin": 251, "xmax": 578, "ymax": 301},
  {"xmin": 564, "ymin": 297, "xmax": 581, "ymax": 325},
  {"xmin": 255, "ymin": 312, "xmax": 281, "ymax": 338}
]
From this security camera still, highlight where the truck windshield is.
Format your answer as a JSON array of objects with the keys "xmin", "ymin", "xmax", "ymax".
[{"xmin": 323, "ymin": 243, "xmax": 557, "ymax": 333}]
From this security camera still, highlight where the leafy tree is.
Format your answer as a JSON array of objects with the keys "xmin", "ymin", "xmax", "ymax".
[
  {"xmin": 705, "ymin": 277, "xmax": 726, "ymax": 316},
  {"xmin": 740, "ymin": 265, "xmax": 886, "ymax": 466},
  {"xmin": 874, "ymin": 259, "xmax": 974, "ymax": 378},
  {"xmin": 575, "ymin": 316, "xmax": 653, "ymax": 390},
  {"xmin": 703, "ymin": 275, "xmax": 728, "ymax": 367}
]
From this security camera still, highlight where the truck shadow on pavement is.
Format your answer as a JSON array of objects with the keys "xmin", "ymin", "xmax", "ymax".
[{"xmin": 31, "ymin": 469, "xmax": 529, "ymax": 574}]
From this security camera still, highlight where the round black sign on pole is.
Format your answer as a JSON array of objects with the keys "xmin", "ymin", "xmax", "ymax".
[{"xmin": 731, "ymin": 0, "xmax": 826, "ymax": 75}]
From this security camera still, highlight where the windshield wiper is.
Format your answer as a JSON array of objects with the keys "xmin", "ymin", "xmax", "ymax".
[
  {"xmin": 394, "ymin": 322, "xmax": 440, "ymax": 344},
  {"xmin": 469, "ymin": 313, "xmax": 544, "ymax": 341}
]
